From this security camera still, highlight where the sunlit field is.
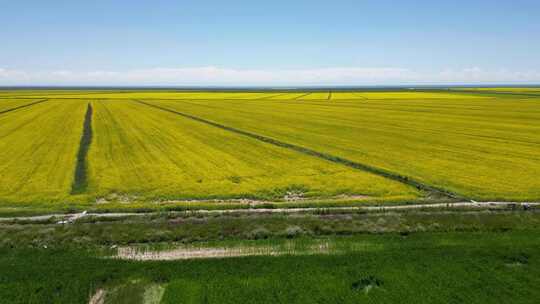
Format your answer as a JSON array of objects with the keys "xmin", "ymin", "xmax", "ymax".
[
  {"xmin": 149, "ymin": 91, "xmax": 540, "ymax": 201},
  {"xmin": 4, "ymin": 0, "xmax": 539, "ymax": 302},
  {"xmin": 0, "ymin": 89, "xmax": 539, "ymax": 214}
]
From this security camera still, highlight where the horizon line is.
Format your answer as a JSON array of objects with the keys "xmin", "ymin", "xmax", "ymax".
[{"xmin": 1, "ymin": 83, "xmax": 540, "ymax": 91}]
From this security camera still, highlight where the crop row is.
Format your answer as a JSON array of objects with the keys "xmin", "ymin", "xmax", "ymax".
[
  {"xmin": 147, "ymin": 95, "xmax": 540, "ymax": 200},
  {"xmin": 0, "ymin": 98, "xmax": 419, "ymax": 206}
]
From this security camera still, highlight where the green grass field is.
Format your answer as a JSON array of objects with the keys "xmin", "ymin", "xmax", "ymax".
[
  {"xmin": 4, "ymin": 232, "xmax": 540, "ymax": 304},
  {"xmin": 0, "ymin": 89, "xmax": 539, "ymax": 213},
  {"xmin": 2, "ymin": 209, "xmax": 539, "ymax": 303}
]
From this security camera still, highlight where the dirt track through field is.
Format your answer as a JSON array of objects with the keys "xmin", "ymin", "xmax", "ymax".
[
  {"xmin": 133, "ymin": 99, "xmax": 464, "ymax": 200},
  {"xmin": 0, "ymin": 201, "xmax": 537, "ymax": 222},
  {"xmin": 0, "ymin": 99, "xmax": 48, "ymax": 115},
  {"xmin": 71, "ymin": 103, "xmax": 93, "ymax": 194}
]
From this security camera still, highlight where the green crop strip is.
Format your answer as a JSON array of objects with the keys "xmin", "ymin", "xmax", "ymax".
[
  {"xmin": 71, "ymin": 103, "xmax": 93, "ymax": 194},
  {"xmin": 0, "ymin": 99, "xmax": 48, "ymax": 115},
  {"xmin": 133, "ymin": 99, "xmax": 465, "ymax": 200}
]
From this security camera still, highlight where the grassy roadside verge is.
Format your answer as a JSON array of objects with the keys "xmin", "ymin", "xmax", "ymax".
[
  {"xmin": 2, "ymin": 208, "xmax": 538, "ymax": 248},
  {"xmin": 1, "ymin": 208, "xmax": 540, "ymax": 303}
]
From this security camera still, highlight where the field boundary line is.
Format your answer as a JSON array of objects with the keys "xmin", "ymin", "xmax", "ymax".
[
  {"xmin": 293, "ymin": 93, "xmax": 312, "ymax": 100},
  {"xmin": 352, "ymin": 93, "xmax": 369, "ymax": 100},
  {"xmin": 0, "ymin": 99, "xmax": 48, "ymax": 115},
  {"xmin": 71, "ymin": 103, "xmax": 93, "ymax": 194},
  {"xmin": 254, "ymin": 92, "xmax": 291, "ymax": 100},
  {"xmin": 133, "ymin": 99, "xmax": 466, "ymax": 200}
]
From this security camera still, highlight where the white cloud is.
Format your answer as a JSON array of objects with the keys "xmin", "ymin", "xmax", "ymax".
[
  {"xmin": 435, "ymin": 67, "xmax": 540, "ymax": 83},
  {"xmin": 0, "ymin": 66, "xmax": 539, "ymax": 86}
]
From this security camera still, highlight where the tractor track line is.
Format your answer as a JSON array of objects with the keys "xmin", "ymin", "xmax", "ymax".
[
  {"xmin": 71, "ymin": 103, "xmax": 93, "ymax": 194},
  {"xmin": 0, "ymin": 99, "xmax": 48, "ymax": 115},
  {"xmin": 133, "ymin": 99, "xmax": 465, "ymax": 200},
  {"xmin": 353, "ymin": 93, "xmax": 369, "ymax": 100},
  {"xmin": 294, "ymin": 93, "xmax": 312, "ymax": 100},
  {"xmin": 254, "ymin": 92, "xmax": 292, "ymax": 100}
]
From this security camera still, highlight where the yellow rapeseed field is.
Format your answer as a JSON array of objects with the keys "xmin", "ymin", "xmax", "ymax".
[
  {"xmin": 148, "ymin": 92, "xmax": 540, "ymax": 201},
  {"xmin": 0, "ymin": 100, "xmax": 87, "ymax": 204},
  {"xmin": 87, "ymin": 100, "xmax": 417, "ymax": 201},
  {"xmin": 0, "ymin": 89, "xmax": 538, "ymax": 211},
  {"xmin": 0, "ymin": 99, "xmax": 44, "ymax": 112}
]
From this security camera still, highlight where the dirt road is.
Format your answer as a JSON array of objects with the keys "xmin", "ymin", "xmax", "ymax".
[{"xmin": 0, "ymin": 201, "xmax": 537, "ymax": 223}]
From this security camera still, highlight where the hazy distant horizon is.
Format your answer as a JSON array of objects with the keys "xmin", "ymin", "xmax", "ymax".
[
  {"xmin": 2, "ymin": 0, "xmax": 539, "ymax": 85},
  {"xmin": 1, "ymin": 83, "xmax": 540, "ymax": 92}
]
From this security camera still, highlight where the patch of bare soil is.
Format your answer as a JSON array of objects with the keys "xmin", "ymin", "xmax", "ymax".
[
  {"xmin": 115, "ymin": 242, "xmax": 332, "ymax": 261},
  {"xmin": 116, "ymin": 246, "xmax": 279, "ymax": 260},
  {"xmin": 284, "ymin": 190, "xmax": 306, "ymax": 201},
  {"xmin": 157, "ymin": 193, "xmax": 372, "ymax": 205},
  {"xmin": 88, "ymin": 288, "xmax": 105, "ymax": 304},
  {"xmin": 95, "ymin": 193, "xmax": 139, "ymax": 204},
  {"xmin": 332, "ymin": 194, "xmax": 371, "ymax": 200},
  {"xmin": 157, "ymin": 198, "xmax": 273, "ymax": 206}
]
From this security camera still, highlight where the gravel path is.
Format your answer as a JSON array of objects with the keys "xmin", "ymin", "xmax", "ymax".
[{"xmin": 1, "ymin": 201, "xmax": 537, "ymax": 223}]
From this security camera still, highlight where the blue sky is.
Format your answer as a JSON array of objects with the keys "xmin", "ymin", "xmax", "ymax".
[{"xmin": 1, "ymin": 0, "xmax": 539, "ymax": 85}]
